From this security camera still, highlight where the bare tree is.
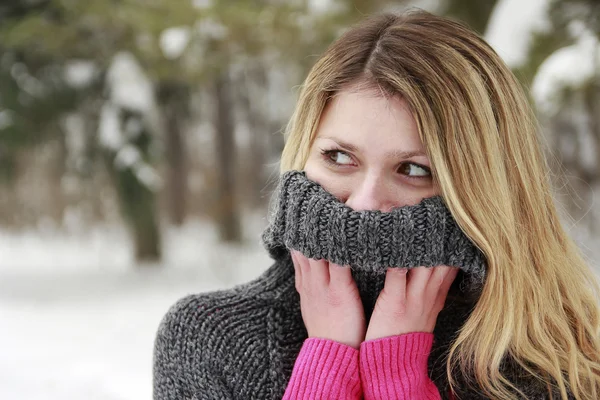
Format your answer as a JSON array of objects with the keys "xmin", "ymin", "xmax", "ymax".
[{"xmin": 214, "ymin": 70, "xmax": 242, "ymax": 242}]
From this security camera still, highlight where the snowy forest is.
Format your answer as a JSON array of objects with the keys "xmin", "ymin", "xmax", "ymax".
[{"xmin": 1, "ymin": 0, "xmax": 599, "ymax": 399}]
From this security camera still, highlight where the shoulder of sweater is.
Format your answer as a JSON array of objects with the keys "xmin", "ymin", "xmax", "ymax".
[
  {"xmin": 153, "ymin": 258, "xmax": 297, "ymax": 398},
  {"xmin": 155, "ymin": 258, "xmax": 293, "ymax": 354}
]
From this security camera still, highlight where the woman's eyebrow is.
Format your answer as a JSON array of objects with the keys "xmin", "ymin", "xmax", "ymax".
[{"xmin": 318, "ymin": 136, "xmax": 427, "ymax": 160}]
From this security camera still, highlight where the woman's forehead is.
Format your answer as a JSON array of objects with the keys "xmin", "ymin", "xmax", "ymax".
[{"xmin": 316, "ymin": 89, "xmax": 426, "ymax": 157}]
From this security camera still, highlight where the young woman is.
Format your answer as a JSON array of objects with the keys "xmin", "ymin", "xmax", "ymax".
[{"xmin": 153, "ymin": 10, "xmax": 600, "ymax": 400}]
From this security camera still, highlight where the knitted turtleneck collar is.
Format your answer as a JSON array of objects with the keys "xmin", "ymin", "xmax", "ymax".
[
  {"xmin": 261, "ymin": 170, "xmax": 488, "ymax": 323},
  {"xmin": 262, "ymin": 170, "xmax": 486, "ymax": 280}
]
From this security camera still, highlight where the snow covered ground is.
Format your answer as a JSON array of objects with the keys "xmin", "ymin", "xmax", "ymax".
[{"xmin": 0, "ymin": 217, "xmax": 273, "ymax": 400}]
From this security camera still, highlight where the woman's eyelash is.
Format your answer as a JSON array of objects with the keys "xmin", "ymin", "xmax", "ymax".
[
  {"xmin": 320, "ymin": 148, "xmax": 352, "ymax": 165},
  {"xmin": 318, "ymin": 147, "xmax": 431, "ymax": 179}
]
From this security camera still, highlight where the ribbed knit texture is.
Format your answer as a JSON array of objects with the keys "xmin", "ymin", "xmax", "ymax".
[
  {"xmin": 360, "ymin": 333, "xmax": 441, "ymax": 399},
  {"xmin": 284, "ymin": 334, "xmax": 443, "ymax": 400},
  {"xmin": 262, "ymin": 170, "xmax": 487, "ymax": 289},
  {"xmin": 282, "ymin": 338, "xmax": 362, "ymax": 399},
  {"xmin": 153, "ymin": 170, "xmax": 571, "ymax": 400}
]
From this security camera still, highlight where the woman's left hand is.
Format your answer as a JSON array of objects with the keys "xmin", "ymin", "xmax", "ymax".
[{"xmin": 365, "ymin": 266, "xmax": 459, "ymax": 341}]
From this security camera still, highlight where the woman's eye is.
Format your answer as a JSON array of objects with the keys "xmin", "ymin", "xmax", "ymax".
[
  {"xmin": 398, "ymin": 163, "xmax": 431, "ymax": 177},
  {"xmin": 320, "ymin": 149, "xmax": 430, "ymax": 179},
  {"xmin": 324, "ymin": 150, "xmax": 353, "ymax": 165}
]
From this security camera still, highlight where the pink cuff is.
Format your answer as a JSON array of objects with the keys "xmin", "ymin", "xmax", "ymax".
[
  {"xmin": 283, "ymin": 337, "xmax": 362, "ymax": 400},
  {"xmin": 359, "ymin": 332, "xmax": 441, "ymax": 400}
]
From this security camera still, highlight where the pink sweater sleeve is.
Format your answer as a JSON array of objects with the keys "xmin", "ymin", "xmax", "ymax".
[
  {"xmin": 359, "ymin": 332, "xmax": 442, "ymax": 400},
  {"xmin": 283, "ymin": 337, "xmax": 362, "ymax": 399}
]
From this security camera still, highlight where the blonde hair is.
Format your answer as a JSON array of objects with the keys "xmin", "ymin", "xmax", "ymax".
[{"xmin": 280, "ymin": 10, "xmax": 600, "ymax": 399}]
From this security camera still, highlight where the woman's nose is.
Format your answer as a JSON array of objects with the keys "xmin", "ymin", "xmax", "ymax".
[{"xmin": 344, "ymin": 175, "xmax": 396, "ymax": 212}]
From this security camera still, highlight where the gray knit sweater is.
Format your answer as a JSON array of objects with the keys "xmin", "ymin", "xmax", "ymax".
[{"xmin": 153, "ymin": 171, "xmax": 567, "ymax": 400}]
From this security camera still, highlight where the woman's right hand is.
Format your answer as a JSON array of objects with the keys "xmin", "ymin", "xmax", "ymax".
[{"xmin": 291, "ymin": 250, "xmax": 366, "ymax": 349}]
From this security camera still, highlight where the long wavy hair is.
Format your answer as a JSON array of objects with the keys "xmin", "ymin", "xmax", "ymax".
[{"xmin": 279, "ymin": 10, "xmax": 600, "ymax": 399}]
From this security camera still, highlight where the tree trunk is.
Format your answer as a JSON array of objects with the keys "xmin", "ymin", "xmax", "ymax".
[
  {"xmin": 48, "ymin": 127, "xmax": 67, "ymax": 223},
  {"xmin": 158, "ymin": 82, "xmax": 189, "ymax": 226},
  {"xmin": 107, "ymin": 107, "xmax": 162, "ymax": 264},
  {"xmin": 116, "ymin": 165, "xmax": 162, "ymax": 262},
  {"xmin": 583, "ymin": 80, "xmax": 600, "ymax": 234},
  {"xmin": 237, "ymin": 66, "xmax": 269, "ymax": 209},
  {"xmin": 214, "ymin": 71, "xmax": 242, "ymax": 242}
]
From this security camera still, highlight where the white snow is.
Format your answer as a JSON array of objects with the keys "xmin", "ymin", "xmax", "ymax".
[
  {"xmin": 106, "ymin": 52, "xmax": 155, "ymax": 113},
  {"xmin": 134, "ymin": 163, "xmax": 163, "ymax": 192},
  {"xmin": 10, "ymin": 62, "xmax": 27, "ymax": 81},
  {"xmin": 21, "ymin": 75, "xmax": 46, "ymax": 97},
  {"xmin": 0, "ymin": 216, "xmax": 272, "ymax": 400},
  {"xmin": 195, "ymin": 18, "xmax": 228, "ymax": 40},
  {"xmin": 100, "ymin": 52, "xmax": 163, "ymax": 192},
  {"xmin": 98, "ymin": 104, "xmax": 123, "ymax": 151},
  {"xmin": 159, "ymin": 27, "xmax": 192, "ymax": 60},
  {"xmin": 383, "ymin": 0, "xmax": 441, "ymax": 13},
  {"xmin": 484, "ymin": 0, "xmax": 551, "ymax": 68},
  {"xmin": 307, "ymin": 0, "xmax": 345, "ymax": 15},
  {"xmin": 192, "ymin": 0, "xmax": 212, "ymax": 9},
  {"xmin": 11, "ymin": 62, "xmax": 45, "ymax": 97},
  {"xmin": 114, "ymin": 145, "xmax": 141, "ymax": 170},
  {"xmin": 112, "ymin": 145, "xmax": 163, "ymax": 191},
  {"xmin": 532, "ymin": 21, "xmax": 600, "ymax": 116},
  {"xmin": 0, "ymin": 109, "xmax": 14, "ymax": 130},
  {"xmin": 64, "ymin": 60, "xmax": 97, "ymax": 88}
]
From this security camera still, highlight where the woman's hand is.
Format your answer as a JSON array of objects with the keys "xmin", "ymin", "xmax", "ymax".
[
  {"xmin": 365, "ymin": 266, "xmax": 459, "ymax": 341},
  {"xmin": 291, "ymin": 250, "xmax": 366, "ymax": 349}
]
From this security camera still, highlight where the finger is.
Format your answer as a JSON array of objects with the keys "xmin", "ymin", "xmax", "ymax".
[
  {"xmin": 382, "ymin": 267, "xmax": 408, "ymax": 303},
  {"xmin": 383, "ymin": 267, "xmax": 408, "ymax": 296},
  {"xmin": 291, "ymin": 251, "xmax": 302, "ymax": 293},
  {"xmin": 440, "ymin": 267, "xmax": 459, "ymax": 294},
  {"xmin": 406, "ymin": 266, "xmax": 434, "ymax": 297},
  {"xmin": 424, "ymin": 266, "xmax": 452, "ymax": 301},
  {"xmin": 307, "ymin": 257, "xmax": 331, "ymax": 287},
  {"xmin": 433, "ymin": 267, "xmax": 460, "ymax": 313},
  {"xmin": 329, "ymin": 263, "xmax": 354, "ymax": 289},
  {"xmin": 293, "ymin": 250, "xmax": 312, "ymax": 290}
]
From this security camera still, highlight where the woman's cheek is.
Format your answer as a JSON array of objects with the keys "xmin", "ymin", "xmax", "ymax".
[
  {"xmin": 318, "ymin": 176, "xmax": 353, "ymax": 203},
  {"xmin": 304, "ymin": 165, "xmax": 351, "ymax": 202}
]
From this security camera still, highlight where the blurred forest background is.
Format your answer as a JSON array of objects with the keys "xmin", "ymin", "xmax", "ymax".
[
  {"xmin": 0, "ymin": 0, "xmax": 599, "ymax": 262},
  {"xmin": 1, "ymin": 0, "xmax": 599, "ymax": 399}
]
